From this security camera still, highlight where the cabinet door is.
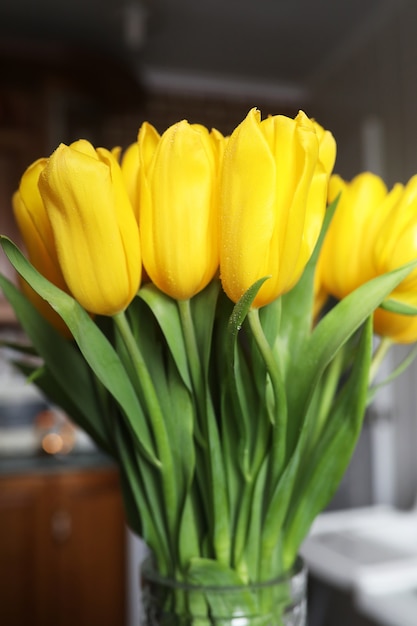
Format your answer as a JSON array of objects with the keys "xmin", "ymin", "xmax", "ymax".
[
  {"xmin": 0, "ymin": 465, "xmax": 127, "ymax": 626},
  {"xmin": 46, "ymin": 467, "xmax": 127, "ymax": 626},
  {"xmin": 0, "ymin": 475, "xmax": 47, "ymax": 626}
]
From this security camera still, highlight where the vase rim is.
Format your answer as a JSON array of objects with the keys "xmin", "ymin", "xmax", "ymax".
[{"xmin": 140, "ymin": 555, "xmax": 306, "ymax": 592}]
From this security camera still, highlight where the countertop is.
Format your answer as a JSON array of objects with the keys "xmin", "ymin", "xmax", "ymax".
[{"xmin": 0, "ymin": 449, "xmax": 117, "ymax": 476}]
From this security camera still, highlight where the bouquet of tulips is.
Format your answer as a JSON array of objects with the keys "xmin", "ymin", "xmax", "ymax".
[{"xmin": 1, "ymin": 107, "xmax": 417, "ymax": 609}]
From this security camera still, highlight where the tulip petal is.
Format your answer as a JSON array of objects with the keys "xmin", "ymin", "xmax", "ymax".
[
  {"xmin": 140, "ymin": 120, "xmax": 220, "ymax": 300},
  {"xmin": 220, "ymin": 108, "xmax": 330, "ymax": 308},
  {"xmin": 120, "ymin": 142, "xmax": 141, "ymax": 220},
  {"xmin": 320, "ymin": 172, "xmax": 388, "ymax": 299},
  {"xmin": 13, "ymin": 159, "xmax": 68, "ymax": 291},
  {"xmin": 220, "ymin": 108, "xmax": 277, "ymax": 305},
  {"xmin": 39, "ymin": 143, "xmax": 141, "ymax": 315}
]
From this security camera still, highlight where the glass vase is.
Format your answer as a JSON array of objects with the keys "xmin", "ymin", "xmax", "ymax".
[{"xmin": 140, "ymin": 557, "xmax": 307, "ymax": 626}]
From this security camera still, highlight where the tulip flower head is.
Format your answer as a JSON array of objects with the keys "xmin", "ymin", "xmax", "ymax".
[
  {"xmin": 4, "ymin": 110, "xmax": 417, "ymax": 598},
  {"xmin": 37, "ymin": 139, "xmax": 141, "ymax": 316},
  {"xmin": 138, "ymin": 120, "xmax": 223, "ymax": 300},
  {"xmin": 13, "ymin": 158, "xmax": 68, "ymax": 292},
  {"xmin": 317, "ymin": 172, "xmax": 401, "ymax": 301},
  {"xmin": 12, "ymin": 158, "xmax": 72, "ymax": 334},
  {"xmin": 220, "ymin": 108, "xmax": 336, "ymax": 308},
  {"xmin": 372, "ymin": 174, "xmax": 417, "ymax": 342},
  {"xmin": 317, "ymin": 171, "xmax": 417, "ymax": 343}
]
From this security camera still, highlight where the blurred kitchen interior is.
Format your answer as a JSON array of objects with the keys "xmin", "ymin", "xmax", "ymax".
[{"xmin": 1, "ymin": 1, "xmax": 417, "ymax": 625}]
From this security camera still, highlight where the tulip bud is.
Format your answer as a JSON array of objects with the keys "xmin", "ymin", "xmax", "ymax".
[
  {"xmin": 372, "ymin": 175, "xmax": 417, "ymax": 342},
  {"xmin": 138, "ymin": 120, "xmax": 222, "ymax": 300},
  {"xmin": 373, "ymin": 175, "xmax": 417, "ymax": 292},
  {"xmin": 38, "ymin": 139, "xmax": 141, "ymax": 316},
  {"xmin": 13, "ymin": 159, "xmax": 72, "ymax": 334},
  {"xmin": 317, "ymin": 171, "xmax": 417, "ymax": 343},
  {"xmin": 318, "ymin": 172, "xmax": 402, "ymax": 301},
  {"xmin": 373, "ymin": 308, "xmax": 417, "ymax": 343},
  {"xmin": 13, "ymin": 158, "xmax": 68, "ymax": 292},
  {"xmin": 220, "ymin": 108, "xmax": 335, "ymax": 308}
]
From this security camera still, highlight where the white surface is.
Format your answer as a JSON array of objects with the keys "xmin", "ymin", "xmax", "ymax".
[
  {"xmin": 126, "ymin": 530, "xmax": 148, "ymax": 626},
  {"xmin": 356, "ymin": 586, "xmax": 417, "ymax": 626},
  {"xmin": 0, "ymin": 427, "xmax": 41, "ymax": 456},
  {"xmin": 302, "ymin": 505, "xmax": 417, "ymax": 624},
  {"xmin": 302, "ymin": 505, "xmax": 417, "ymax": 589}
]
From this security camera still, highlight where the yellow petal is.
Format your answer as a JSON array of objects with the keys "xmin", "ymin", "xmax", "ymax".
[
  {"xmin": 374, "ymin": 307, "xmax": 417, "ymax": 344},
  {"xmin": 139, "ymin": 120, "xmax": 219, "ymax": 300},
  {"xmin": 312, "ymin": 120, "xmax": 337, "ymax": 176},
  {"xmin": 220, "ymin": 108, "xmax": 327, "ymax": 308},
  {"xmin": 120, "ymin": 142, "xmax": 140, "ymax": 220},
  {"xmin": 320, "ymin": 172, "xmax": 388, "ymax": 299},
  {"xmin": 220, "ymin": 108, "xmax": 277, "ymax": 305},
  {"xmin": 39, "ymin": 142, "xmax": 141, "ymax": 315},
  {"xmin": 13, "ymin": 159, "xmax": 67, "ymax": 291}
]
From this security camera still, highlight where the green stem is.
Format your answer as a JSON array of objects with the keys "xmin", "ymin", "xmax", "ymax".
[
  {"xmin": 310, "ymin": 346, "xmax": 345, "ymax": 447},
  {"xmin": 113, "ymin": 310, "xmax": 178, "ymax": 565},
  {"xmin": 178, "ymin": 299, "xmax": 230, "ymax": 565},
  {"xmin": 248, "ymin": 308, "xmax": 288, "ymax": 476},
  {"xmin": 369, "ymin": 336, "xmax": 393, "ymax": 384},
  {"xmin": 177, "ymin": 298, "xmax": 210, "ymax": 519},
  {"xmin": 177, "ymin": 300, "xmax": 205, "ymax": 411}
]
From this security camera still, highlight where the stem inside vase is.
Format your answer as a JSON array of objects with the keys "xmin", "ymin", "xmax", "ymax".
[{"xmin": 140, "ymin": 556, "xmax": 307, "ymax": 626}]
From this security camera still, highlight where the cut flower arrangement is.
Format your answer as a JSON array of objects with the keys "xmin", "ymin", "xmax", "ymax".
[{"xmin": 2, "ymin": 107, "xmax": 417, "ymax": 624}]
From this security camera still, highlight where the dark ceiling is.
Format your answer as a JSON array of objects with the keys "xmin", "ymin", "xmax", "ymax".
[{"xmin": 0, "ymin": 0, "xmax": 408, "ymax": 103}]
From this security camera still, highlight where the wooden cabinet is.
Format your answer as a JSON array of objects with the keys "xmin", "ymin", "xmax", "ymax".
[{"xmin": 0, "ymin": 463, "xmax": 127, "ymax": 626}]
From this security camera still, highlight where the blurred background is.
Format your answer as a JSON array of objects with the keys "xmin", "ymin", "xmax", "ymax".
[{"xmin": 1, "ymin": 0, "xmax": 417, "ymax": 624}]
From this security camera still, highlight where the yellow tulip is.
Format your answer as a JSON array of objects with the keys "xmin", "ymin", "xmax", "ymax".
[
  {"xmin": 373, "ymin": 308, "xmax": 417, "ymax": 343},
  {"xmin": 220, "ymin": 108, "xmax": 335, "ymax": 307},
  {"xmin": 373, "ymin": 175, "xmax": 417, "ymax": 293},
  {"xmin": 317, "ymin": 171, "xmax": 417, "ymax": 343},
  {"xmin": 138, "ymin": 120, "xmax": 222, "ymax": 300},
  {"xmin": 13, "ymin": 158, "xmax": 68, "ymax": 292},
  {"xmin": 372, "ymin": 175, "xmax": 417, "ymax": 342},
  {"xmin": 13, "ymin": 159, "xmax": 72, "ymax": 335},
  {"xmin": 318, "ymin": 172, "xmax": 403, "ymax": 301},
  {"xmin": 38, "ymin": 139, "xmax": 141, "ymax": 316}
]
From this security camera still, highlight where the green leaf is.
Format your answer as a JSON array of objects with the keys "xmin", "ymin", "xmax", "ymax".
[
  {"xmin": 187, "ymin": 557, "xmax": 247, "ymax": 587},
  {"xmin": 287, "ymin": 259, "xmax": 417, "ymax": 447},
  {"xmin": 158, "ymin": 357, "xmax": 196, "ymax": 543},
  {"xmin": 283, "ymin": 317, "xmax": 373, "ymax": 568},
  {"xmin": 205, "ymin": 400, "xmax": 232, "ymax": 566},
  {"xmin": 367, "ymin": 343, "xmax": 417, "ymax": 404},
  {"xmin": 277, "ymin": 195, "xmax": 340, "ymax": 369},
  {"xmin": 0, "ymin": 237, "xmax": 159, "ymax": 467},
  {"xmin": 112, "ymin": 416, "xmax": 172, "ymax": 570},
  {"xmin": 224, "ymin": 278, "xmax": 272, "ymax": 452},
  {"xmin": 189, "ymin": 280, "xmax": 220, "ymax": 377},
  {"xmin": 184, "ymin": 559, "xmax": 257, "ymax": 623},
  {"xmin": 138, "ymin": 284, "xmax": 192, "ymax": 391},
  {"xmin": 227, "ymin": 278, "xmax": 269, "ymax": 352},
  {"xmin": 177, "ymin": 492, "xmax": 203, "ymax": 569},
  {"xmin": 219, "ymin": 277, "xmax": 273, "ymax": 476},
  {"xmin": 0, "ymin": 274, "xmax": 112, "ymax": 452},
  {"xmin": 241, "ymin": 456, "xmax": 269, "ymax": 579},
  {"xmin": 380, "ymin": 298, "xmax": 417, "ymax": 315},
  {"xmin": 259, "ymin": 444, "xmax": 301, "ymax": 577}
]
